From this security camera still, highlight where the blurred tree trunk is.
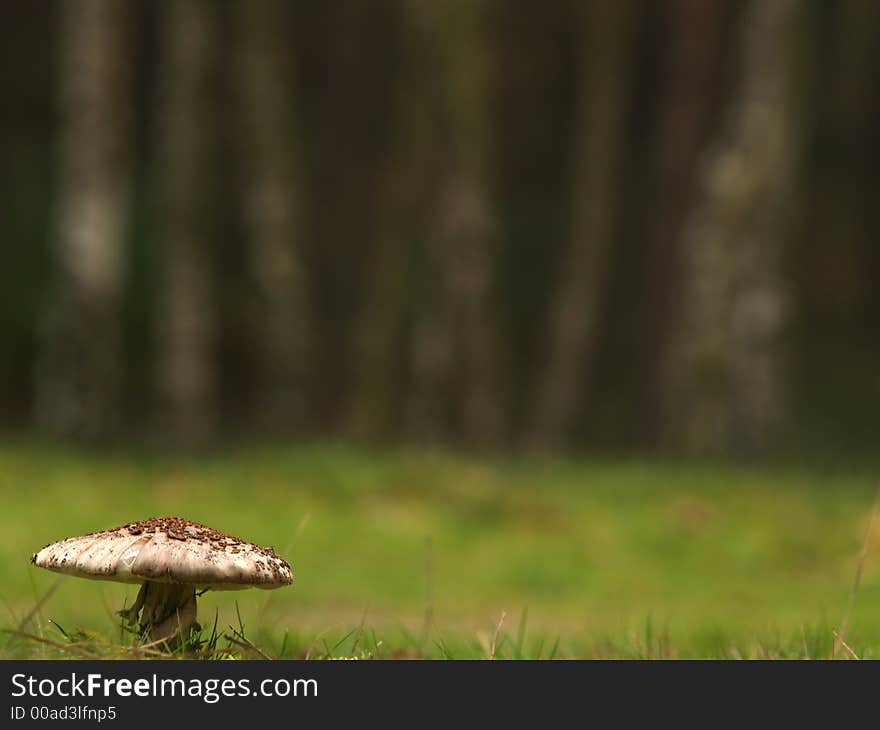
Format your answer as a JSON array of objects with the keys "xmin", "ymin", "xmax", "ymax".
[
  {"xmin": 232, "ymin": 0, "xmax": 312, "ymax": 433},
  {"xmin": 632, "ymin": 0, "xmax": 726, "ymax": 449},
  {"xmin": 525, "ymin": 0, "xmax": 637, "ymax": 451},
  {"xmin": 155, "ymin": 0, "xmax": 220, "ymax": 444},
  {"xmin": 33, "ymin": 0, "xmax": 130, "ymax": 437},
  {"xmin": 345, "ymin": 1, "xmax": 437, "ymax": 442},
  {"xmin": 404, "ymin": 0, "xmax": 506, "ymax": 448},
  {"xmin": 662, "ymin": 0, "xmax": 811, "ymax": 456},
  {"xmin": 800, "ymin": 0, "xmax": 880, "ymax": 357}
]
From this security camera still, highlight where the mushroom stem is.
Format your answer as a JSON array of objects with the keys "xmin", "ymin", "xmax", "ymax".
[
  {"xmin": 117, "ymin": 582, "xmax": 147, "ymax": 624},
  {"xmin": 119, "ymin": 581, "xmax": 198, "ymax": 646}
]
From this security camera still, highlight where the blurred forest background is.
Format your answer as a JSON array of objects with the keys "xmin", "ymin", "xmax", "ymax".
[{"xmin": 2, "ymin": 0, "xmax": 879, "ymax": 462}]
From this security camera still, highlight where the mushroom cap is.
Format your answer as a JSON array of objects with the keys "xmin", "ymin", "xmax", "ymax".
[{"xmin": 31, "ymin": 517, "xmax": 293, "ymax": 591}]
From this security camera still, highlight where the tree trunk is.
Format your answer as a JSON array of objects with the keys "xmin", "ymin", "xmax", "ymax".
[
  {"xmin": 663, "ymin": 0, "xmax": 810, "ymax": 456},
  {"xmin": 154, "ymin": 0, "xmax": 220, "ymax": 445},
  {"xmin": 799, "ymin": 0, "xmax": 880, "ymax": 360},
  {"xmin": 404, "ymin": 0, "xmax": 506, "ymax": 448},
  {"xmin": 632, "ymin": 0, "xmax": 726, "ymax": 450},
  {"xmin": 346, "ymin": 0, "xmax": 438, "ymax": 441},
  {"xmin": 525, "ymin": 0, "xmax": 637, "ymax": 451},
  {"xmin": 33, "ymin": 0, "xmax": 130, "ymax": 438},
  {"xmin": 232, "ymin": 0, "xmax": 312, "ymax": 433}
]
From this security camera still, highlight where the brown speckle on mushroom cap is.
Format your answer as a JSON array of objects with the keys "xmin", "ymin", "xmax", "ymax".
[{"xmin": 31, "ymin": 516, "xmax": 293, "ymax": 591}]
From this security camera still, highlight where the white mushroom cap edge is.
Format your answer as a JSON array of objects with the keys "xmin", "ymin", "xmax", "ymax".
[{"xmin": 31, "ymin": 517, "xmax": 293, "ymax": 591}]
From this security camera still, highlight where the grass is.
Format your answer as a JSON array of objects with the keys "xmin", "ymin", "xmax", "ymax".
[{"xmin": 1, "ymin": 441, "xmax": 879, "ymax": 658}]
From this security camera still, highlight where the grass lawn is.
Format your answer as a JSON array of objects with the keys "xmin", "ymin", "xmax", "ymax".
[{"xmin": 0, "ymin": 442, "xmax": 878, "ymax": 659}]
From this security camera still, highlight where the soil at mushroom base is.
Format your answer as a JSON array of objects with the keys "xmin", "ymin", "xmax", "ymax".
[{"xmin": 31, "ymin": 516, "xmax": 293, "ymax": 646}]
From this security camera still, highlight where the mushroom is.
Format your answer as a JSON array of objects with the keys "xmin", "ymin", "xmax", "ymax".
[{"xmin": 31, "ymin": 517, "xmax": 293, "ymax": 645}]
